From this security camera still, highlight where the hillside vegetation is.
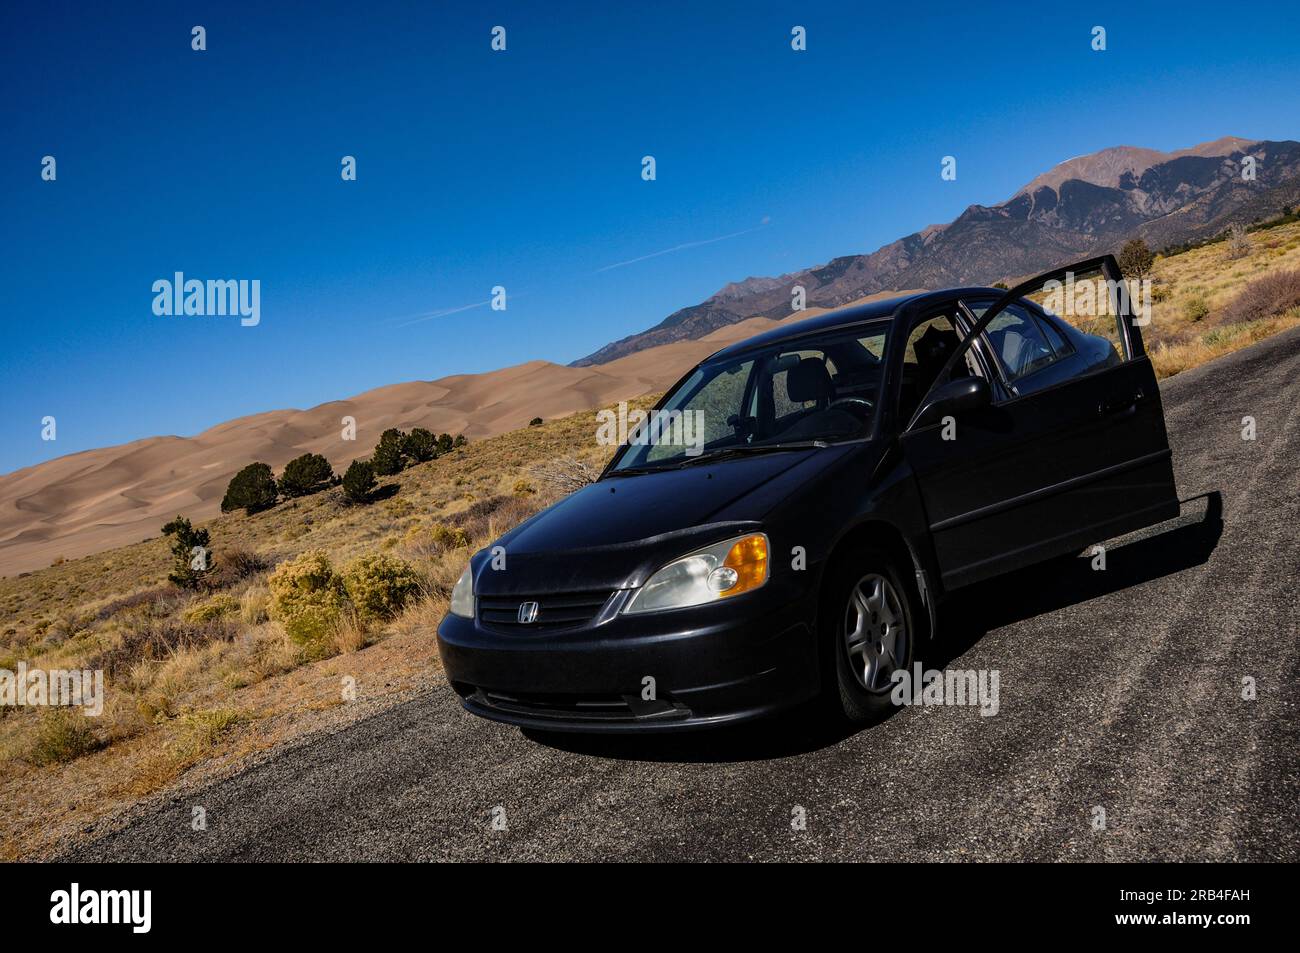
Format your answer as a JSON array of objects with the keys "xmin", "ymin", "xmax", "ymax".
[
  {"xmin": 1138, "ymin": 218, "xmax": 1300, "ymax": 375},
  {"xmin": 0, "ymin": 401, "xmax": 635, "ymax": 858}
]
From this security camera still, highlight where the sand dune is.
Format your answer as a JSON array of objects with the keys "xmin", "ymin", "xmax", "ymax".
[{"xmin": 0, "ymin": 295, "xmax": 906, "ymax": 575}]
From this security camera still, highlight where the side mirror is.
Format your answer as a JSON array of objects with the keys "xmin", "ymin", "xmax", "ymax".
[{"xmin": 911, "ymin": 377, "xmax": 991, "ymax": 430}]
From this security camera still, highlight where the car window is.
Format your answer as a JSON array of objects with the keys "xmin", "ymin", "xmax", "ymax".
[
  {"xmin": 1037, "ymin": 314, "xmax": 1074, "ymax": 357},
  {"xmin": 771, "ymin": 350, "xmax": 837, "ymax": 422},
  {"xmin": 942, "ymin": 263, "xmax": 1136, "ymax": 407},
  {"xmin": 642, "ymin": 361, "xmax": 752, "ymax": 463},
  {"xmin": 1012, "ymin": 261, "xmax": 1133, "ymax": 365},
  {"xmin": 898, "ymin": 314, "xmax": 983, "ymax": 424},
  {"xmin": 982, "ymin": 304, "xmax": 1061, "ymax": 382},
  {"xmin": 611, "ymin": 323, "xmax": 891, "ymax": 471}
]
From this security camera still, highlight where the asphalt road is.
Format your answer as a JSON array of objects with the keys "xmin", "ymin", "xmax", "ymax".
[{"xmin": 71, "ymin": 328, "xmax": 1300, "ymax": 861}]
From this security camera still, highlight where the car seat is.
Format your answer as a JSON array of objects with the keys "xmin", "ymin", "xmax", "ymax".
[{"xmin": 787, "ymin": 357, "xmax": 834, "ymax": 409}]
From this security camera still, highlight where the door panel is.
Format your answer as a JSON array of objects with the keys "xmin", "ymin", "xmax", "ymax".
[{"xmin": 901, "ymin": 256, "xmax": 1180, "ymax": 590}]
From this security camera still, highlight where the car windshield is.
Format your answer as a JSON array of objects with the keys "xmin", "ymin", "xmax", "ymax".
[{"xmin": 611, "ymin": 321, "xmax": 891, "ymax": 472}]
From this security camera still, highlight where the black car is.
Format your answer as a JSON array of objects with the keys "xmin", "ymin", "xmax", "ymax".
[{"xmin": 437, "ymin": 256, "xmax": 1180, "ymax": 731}]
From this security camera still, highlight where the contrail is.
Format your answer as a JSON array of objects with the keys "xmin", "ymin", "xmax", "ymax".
[
  {"xmin": 595, "ymin": 221, "xmax": 770, "ymax": 273},
  {"xmin": 397, "ymin": 219, "xmax": 770, "ymax": 327},
  {"xmin": 388, "ymin": 299, "xmax": 493, "ymax": 328}
]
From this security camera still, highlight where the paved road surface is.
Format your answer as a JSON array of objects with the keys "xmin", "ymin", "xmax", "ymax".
[{"xmin": 70, "ymin": 328, "xmax": 1300, "ymax": 861}]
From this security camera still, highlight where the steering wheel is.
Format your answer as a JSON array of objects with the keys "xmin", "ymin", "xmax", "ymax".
[{"xmin": 828, "ymin": 397, "xmax": 874, "ymax": 415}]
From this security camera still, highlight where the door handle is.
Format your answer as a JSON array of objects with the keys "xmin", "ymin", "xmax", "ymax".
[{"xmin": 1099, "ymin": 389, "xmax": 1144, "ymax": 416}]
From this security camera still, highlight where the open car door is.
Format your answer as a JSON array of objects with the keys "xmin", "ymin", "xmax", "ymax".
[{"xmin": 900, "ymin": 255, "xmax": 1180, "ymax": 589}]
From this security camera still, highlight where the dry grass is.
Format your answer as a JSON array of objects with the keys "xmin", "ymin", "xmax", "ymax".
[
  {"xmin": 26, "ymin": 710, "xmax": 101, "ymax": 766},
  {"xmin": 1219, "ymin": 268, "xmax": 1300, "ymax": 325},
  {"xmin": 0, "ymin": 398, "xmax": 642, "ymax": 858},
  {"xmin": 1149, "ymin": 309, "xmax": 1300, "ymax": 378},
  {"xmin": 1123, "ymin": 219, "xmax": 1300, "ymax": 377},
  {"xmin": 528, "ymin": 455, "xmax": 602, "ymax": 493},
  {"xmin": 330, "ymin": 607, "xmax": 368, "ymax": 655}
]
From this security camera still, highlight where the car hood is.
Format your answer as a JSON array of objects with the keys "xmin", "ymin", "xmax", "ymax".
[{"xmin": 472, "ymin": 445, "xmax": 862, "ymax": 594}]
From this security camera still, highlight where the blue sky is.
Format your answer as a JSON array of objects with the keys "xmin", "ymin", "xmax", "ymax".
[{"xmin": 2, "ymin": 0, "xmax": 1298, "ymax": 473}]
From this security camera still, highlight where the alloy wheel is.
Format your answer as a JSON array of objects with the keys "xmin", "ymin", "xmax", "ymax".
[{"xmin": 843, "ymin": 573, "xmax": 908, "ymax": 692}]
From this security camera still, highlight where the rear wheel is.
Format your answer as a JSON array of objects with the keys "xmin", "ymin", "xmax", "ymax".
[{"xmin": 822, "ymin": 549, "xmax": 917, "ymax": 723}]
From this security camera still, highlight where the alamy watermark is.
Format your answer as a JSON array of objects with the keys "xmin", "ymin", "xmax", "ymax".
[
  {"xmin": 890, "ymin": 664, "xmax": 1000, "ymax": 716},
  {"xmin": 0, "ymin": 663, "xmax": 104, "ymax": 716},
  {"xmin": 1041, "ymin": 272, "xmax": 1152, "ymax": 327},
  {"xmin": 152, "ymin": 272, "xmax": 260, "ymax": 326},
  {"xmin": 50, "ymin": 883, "xmax": 151, "ymax": 933},
  {"xmin": 596, "ymin": 401, "xmax": 706, "ymax": 456}
]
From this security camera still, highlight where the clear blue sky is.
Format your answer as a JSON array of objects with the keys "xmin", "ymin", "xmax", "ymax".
[{"xmin": 3, "ymin": 0, "xmax": 1298, "ymax": 473}]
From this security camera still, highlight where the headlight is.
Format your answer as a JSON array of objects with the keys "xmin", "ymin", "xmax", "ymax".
[
  {"xmin": 449, "ymin": 565, "xmax": 475, "ymax": 618},
  {"xmin": 625, "ymin": 533, "xmax": 769, "ymax": 614}
]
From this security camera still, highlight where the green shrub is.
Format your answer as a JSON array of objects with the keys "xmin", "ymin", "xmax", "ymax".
[
  {"xmin": 341, "ymin": 554, "xmax": 422, "ymax": 623},
  {"xmin": 29, "ymin": 709, "xmax": 100, "ymax": 765},
  {"xmin": 161, "ymin": 515, "xmax": 211, "ymax": 589},
  {"xmin": 402, "ymin": 428, "xmax": 439, "ymax": 463},
  {"xmin": 1203, "ymin": 326, "xmax": 1237, "ymax": 349},
  {"xmin": 168, "ymin": 708, "xmax": 250, "ymax": 761},
  {"xmin": 1182, "ymin": 295, "xmax": 1210, "ymax": 322},
  {"xmin": 221, "ymin": 462, "xmax": 279, "ymax": 514},
  {"xmin": 183, "ymin": 594, "xmax": 239, "ymax": 624},
  {"xmin": 278, "ymin": 453, "xmax": 334, "ymax": 498},
  {"xmin": 371, "ymin": 428, "xmax": 408, "ymax": 475},
  {"xmin": 529, "ymin": 417, "xmax": 543, "ymax": 426},
  {"xmin": 342, "ymin": 460, "xmax": 377, "ymax": 504},
  {"xmin": 266, "ymin": 551, "xmax": 347, "ymax": 646},
  {"xmin": 429, "ymin": 523, "xmax": 471, "ymax": 551}
]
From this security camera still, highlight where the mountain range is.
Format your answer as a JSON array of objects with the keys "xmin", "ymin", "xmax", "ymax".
[{"xmin": 574, "ymin": 136, "xmax": 1300, "ymax": 365}]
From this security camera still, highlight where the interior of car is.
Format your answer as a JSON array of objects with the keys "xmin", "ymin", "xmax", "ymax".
[
  {"xmin": 982, "ymin": 305, "xmax": 1069, "ymax": 382},
  {"xmin": 748, "ymin": 335, "xmax": 885, "ymax": 442},
  {"xmin": 897, "ymin": 313, "xmax": 984, "ymax": 424}
]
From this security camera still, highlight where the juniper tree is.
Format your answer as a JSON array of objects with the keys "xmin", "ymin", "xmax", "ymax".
[
  {"xmin": 371, "ymin": 429, "xmax": 408, "ymax": 476},
  {"xmin": 221, "ymin": 462, "xmax": 279, "ymax": 514},
  {"xmin": 161, "ymin": 515, "xmax": 211, "ymax": 589},
  {"xmin": 402, "ymin": 428, "xmax": 438, "ymax": 463},
  {"xmin": 342, "ymin": 459, "xmax": 377, "ymax": 504},
  {"xmin": 278, "ymin": 453, "xmax": 334, "ymax": 497}
]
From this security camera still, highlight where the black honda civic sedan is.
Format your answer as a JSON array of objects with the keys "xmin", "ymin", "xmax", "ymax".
[{"xmin": 437, "ymin": 255, "xmax": 1180, "ymax": 731}]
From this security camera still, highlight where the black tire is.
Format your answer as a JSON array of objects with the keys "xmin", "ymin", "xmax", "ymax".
[{"xmin": 820, "ymin": 546, "xmax": 918, "ymax": 724}]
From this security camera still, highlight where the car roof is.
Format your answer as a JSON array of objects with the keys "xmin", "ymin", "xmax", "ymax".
[{"xmin": 706, "ymin": 287, "xmax": 1007, "ymax": 361}]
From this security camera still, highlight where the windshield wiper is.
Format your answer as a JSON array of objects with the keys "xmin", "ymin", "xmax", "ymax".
[
  {"xmin": 608, "ymin": 440, "xmax": 826, "ymax": 476},
  {"xmin": 605, "ymin": 464, "xmax": 674, "ymax": 477},
  {"xmin": 673, "ymin": 440, "xmax": 827, "ymax": 467}
]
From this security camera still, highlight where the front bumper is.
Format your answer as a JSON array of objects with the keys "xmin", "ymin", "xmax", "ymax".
[{"xmin": 436, "ymin": 584, "xmax": 820, "ymax": 733}]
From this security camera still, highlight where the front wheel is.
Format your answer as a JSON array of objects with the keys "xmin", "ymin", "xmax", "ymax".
[{"xmin": 822, "ymin": 550, "xmax": 916, "ymax": 724}]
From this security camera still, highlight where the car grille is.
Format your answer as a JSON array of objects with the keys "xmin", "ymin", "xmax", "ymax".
[{"xmin": 477, "ymin": 589, "xmax": 613, "ymax": 632}]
